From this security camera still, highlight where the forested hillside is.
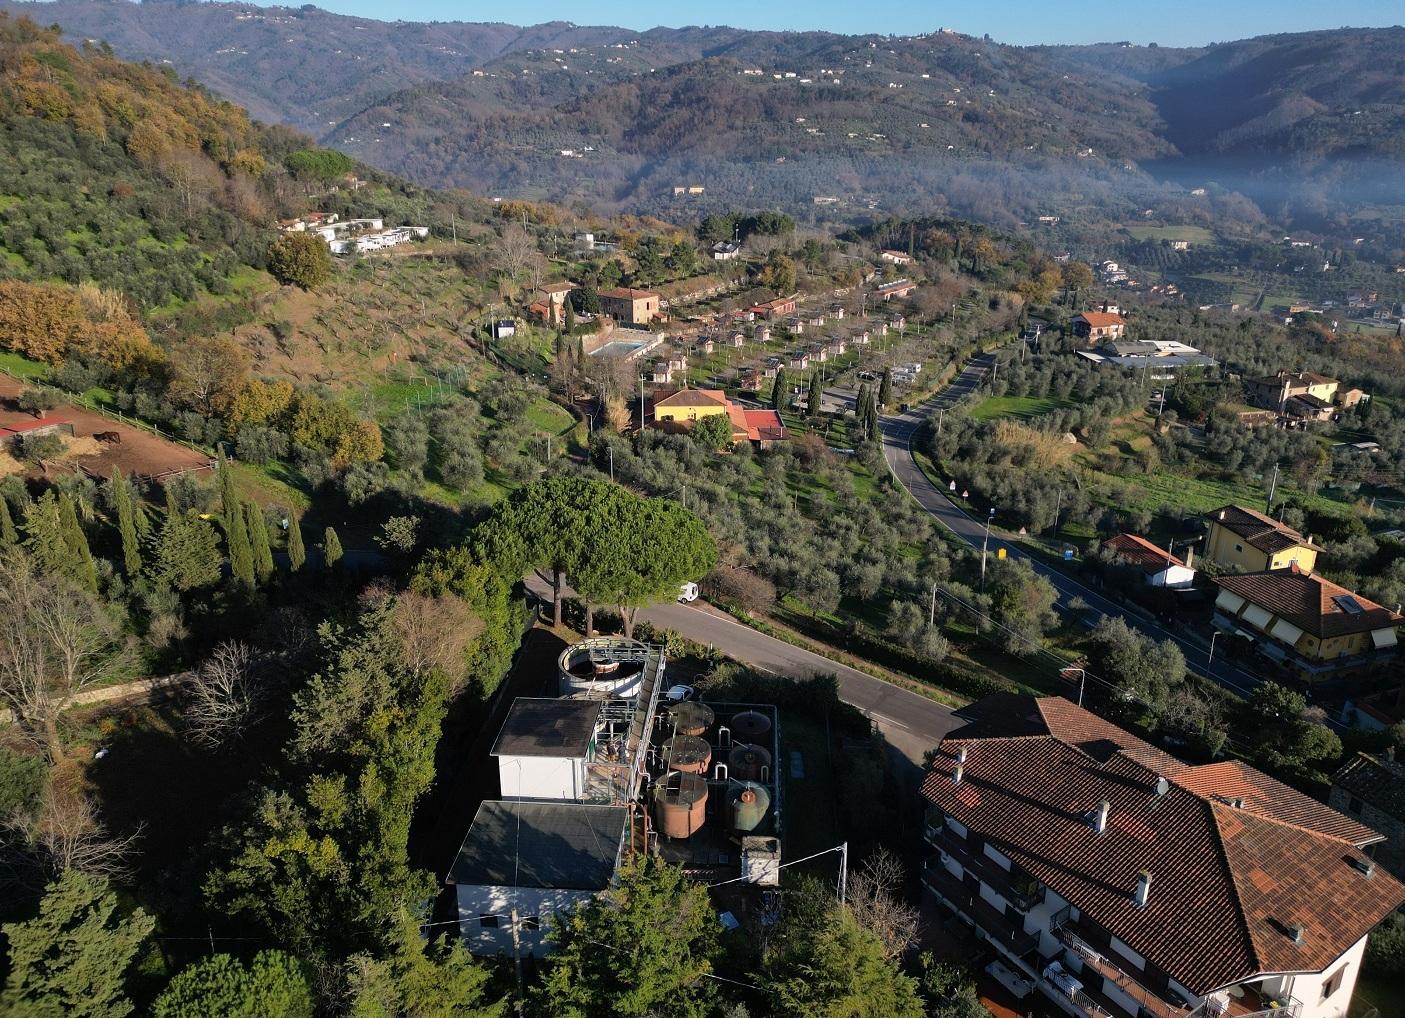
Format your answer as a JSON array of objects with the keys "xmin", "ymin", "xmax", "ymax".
[{"xmin": 0, "ymin": 0, "xmax": 640, "ymax": 130}]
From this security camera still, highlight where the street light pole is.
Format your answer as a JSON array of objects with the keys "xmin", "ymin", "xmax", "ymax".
[
  {"xmin": 980, "ymin": 508, "xmax": 996, "ymax": 591},
  {"xmin": 1207, "ymin": 630, "xmax": 1220, "ymax": 667}
]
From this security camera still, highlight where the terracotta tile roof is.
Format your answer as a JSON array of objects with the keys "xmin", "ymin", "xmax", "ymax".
[
  {"xmin": 600, "ymin": 287, "xmax": 658, "ymax": 299},
  {"xmin": 654, "ymin": 388, "xmax": 729, "ymax": 409},
  {"xmin": 1333, "ymin": 751, "xmax": 1405, "ymax": 818},
  {"xmin": 1174, "ymin": 760, "xmax": 1382, "ymax": 846},
  {"xmin": 1075, "ymin": 311, "xmax": 1126, "ymax": 327},
  {"xmin": 921, "ymin": 696, "xmax": 1403, "ymax": 995},
  {"xmin": 1101, "ymin": 533, "xmax": 1186, "ymax": 575},
  {"xmin": 1206, "ymin": 504, "xmax": 1320, "ymax": 555},
  {"xmin": 1215, "ymin": 568, "xmax": 1402, "ymax": 638},
  {"xmin": 741, "ymin": 408, "xmax": 787, "ymax": 442}
]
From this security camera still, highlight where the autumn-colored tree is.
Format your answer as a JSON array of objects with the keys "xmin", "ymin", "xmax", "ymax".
[
  {"xmin": 333, "ymin": 420, "xmax": 384, "ymax": 467},
  {"xmin": 267, "ymin": 233, "xmax": 332, "ymax": 290},
  {"xmin": 168, "ymin": 334, "xmax": 251, "ymax": 415},
  {"xmin": 228, "ymin": 377, "xmax": 295, "ymax": 429}
]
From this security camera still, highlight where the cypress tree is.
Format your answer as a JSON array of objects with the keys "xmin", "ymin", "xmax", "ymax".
[
  {"xmin": 245, "ymin": 501, "xmax": 274, "ymax": 584},
  {"xmin": 0, "ymin": 497, "xmax": 16, "ymax": 548},
  {"xmin": 807, "ymin": 370, "xmax": 823, "ymax": 419},
  {"xmin": 149, "ymin": 491, "xmax": 222, "ymax": 593},
  {"xmin": 772, "ymin": 367, "xmax": 788, "ymax": 412},
  {"xmin": 322, "ymin": 526, "xmax": 342, "ymax": 570},
  {"xmin": 111, "ymin": 468, "xmax": 141, "ymax": 578},
  {"xmin": 57, "ymin": 492, "xmax": 98, "ymax": 593},
  {"xmin": 287, "ymin": 516, "xmax": 306, "ymax": 573},
  {"xmin": 218, "ymin": 451, "xmax": 239, "ymax": 530},
  {"xmin": 878, "ymin": 366, "xmax": 893, "ymax": 409},
  {"xmin": 23, "ymin": 492, "xmax": 70, "ymax": 580},
  {"xmin": 226, "ymin": 499, "xmax": 255, "ymax": 589},
  {"xmin": 564, "ymin": 300, "xmax": 576, "ymax": 333}
]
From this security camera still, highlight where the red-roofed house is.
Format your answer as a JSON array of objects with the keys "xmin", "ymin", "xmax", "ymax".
[
  {"xmin": 921, "ymin": 695, "xmax": 1403, "ymax": 1018},
  {"xmin": 651, "ymin": 388, "xmax": 788, "ymax": 448},
  {"xmin": 1073, "ymin": 311, "xmax": 1127, "ymax": 342},
  {"xmin": 1100, "ymin": 533, "xmax": 1196, "ymax": 588},
  {"xmin": 1213, "ymin": 566, "xmax": 1402, "ymax": 679}
]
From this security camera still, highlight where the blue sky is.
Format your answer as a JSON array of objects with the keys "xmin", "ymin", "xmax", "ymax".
[{"xmin": 281, "ymin": 0, "xmax": 1403, "ymax": 46}]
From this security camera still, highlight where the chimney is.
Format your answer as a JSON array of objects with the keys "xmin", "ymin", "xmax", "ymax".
[
  {"xmin": 1094, "ymin": 800, "xmax": 1110, "ymax": 834},
  {"xmin": 1217, "ymin": 509, "xmax": 1226, "ymax": 521},
  {"xmin": 1288, "ymin": 923, "xmax": 1305, "ymax": 945},
  {"xmin": 1134, "ymin": 870, "xmax": 1152, "ymax": 908},
  {"xmin": 1386, "ymin": 746, "xmax": 1397, "ymax": 763},
  {"xmin": 1184, "ymin": 546, "xmax": 1194, "ymax": 569},
  {"xmin": 957, "ymin": 746, "xmax": 969, "ymax": 764},
  {"xmin": 953, "ymin": 763, "xmax": 964, "ymax": 785}
]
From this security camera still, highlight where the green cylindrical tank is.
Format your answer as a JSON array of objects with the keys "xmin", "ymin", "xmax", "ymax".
[{"xmin": 730, "ymin": 781, "xmax": 771, "ymax": 834}]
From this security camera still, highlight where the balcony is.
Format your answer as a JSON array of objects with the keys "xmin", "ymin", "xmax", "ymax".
[
  {"xmin": 927, "ymin": 825, "xmax": 1045, "ymax": 912},
  {"xmin": 1052, "ymin": 915, "xmax": 1191, "ymax": 1018},
  {"xmin": 922, "ymin": 858, "xmax": 1039, "ymax": 961},
  {"xmin": 1202, "ymin": 985, "xmax": 1302, "ymax": 1018}
]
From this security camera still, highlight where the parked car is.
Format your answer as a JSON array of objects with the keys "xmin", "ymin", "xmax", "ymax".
[{"xmin": 678, "ymin": 582, "xmax": 700, "ymax": 602}]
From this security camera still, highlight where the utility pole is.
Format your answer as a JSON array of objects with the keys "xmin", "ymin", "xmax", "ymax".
[
  {"xmin": 936, "ymin": 407, "xmax": 946, "ymax": 435},
  {"xmin": 639, "ymin": 374, "xmax": 645, "ymax": 432},
  {"xmin": 1265, "ymin": 462, "xmax": 1280, "ymax": 514},
  {"xmin": 929, "ymin": 581, "xmax": 938, "ymax": 628},
  {"xmin": 609, "ymin": 445, "xmax": 615, "ymax": 483},
  {"xmin": 980, "ymin": 508, "xmax": 995, "ymax": 591},
  {"xmin": 509, "ymin": 908, "xmax": 524, "ymax": 1003},
  {"xmin": 838, "ymin": 842, "xmax": 849, "ymax": 904}
]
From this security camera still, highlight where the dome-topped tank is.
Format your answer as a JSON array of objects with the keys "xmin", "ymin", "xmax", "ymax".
[
  {"xmin": 730, "ymin": 781, "xmax": 771, "ymax": 834},
  {"xmin": 666, "ymin": 701, "xmax": 715, "ymax": 738},
  {"xmin": 664, "ymin": 735, "xmax": 712, "ymax": 775},
  {"xmin": 728, "ymin": 743, "xmax": 772, "ymax": 783},
  {"xmin": 729, "ymin": 710, "xmax": 771, "ymax": 743},
  {"xmin": 653, "ymin": 771, "xmax": 708, "ymax": 839}
]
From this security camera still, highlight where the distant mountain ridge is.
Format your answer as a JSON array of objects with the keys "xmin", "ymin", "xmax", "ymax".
[{"xmin": 3, "ymin": 1, "xmax": 1403, "ymax": 228}]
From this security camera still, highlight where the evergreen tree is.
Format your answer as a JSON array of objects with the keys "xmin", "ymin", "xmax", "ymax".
[
  {"xmin": 1, "ymin": 870, "xmax": 155, "ymax": 1018},
  {"xmin": 218, "ymin": 451, "xmax": 239, "ymax": 527},
  {"xmin": 0, "ymin": 495, "xmax": 17, "ymax": 548},
  {"xmin": 878, "ymin": 366, "xmax": 893, "ymax": 409},
  {"xmin": 807, "ymin": 369, "xmax": 823, "ymax": 419},
  {"xmin": 24, "ymin": 492, "xmax": 79, "ymax": 586},
  {"xmin": 564, "ymin": 300, "xmax": 576, "ymax": 333},
  {"xmin": 345, "ymin": 912, "xmax": 503, "ymax": 1018},
  {"xmin": 534, "ymin": 858, "xmax": 718, "ymax": 1017},
  {"xmin": 148, "ymin": 489, "xmax": 223, "ymax": 593},
  {"xmin": 58, "ymin": 491, "xmax": 98, "ymax": 592},
  {"xmin": 246, "ymin": 501, "xmax": 274, "ymax": 584},
  {"xmin": 287, "ymin": 516, "xmax": 306, "ymax": 573},
  {"xmin": 152, "ymin": 951, "xmax": 314, "ymax": 1018},
  {"xmin": 226, "ymin": 497, "xmax": 255, "ymax": 589},
  {"xmin": 322, "ymin": 526, "xmax": 343, "ymax": 570},
  {"xmin": 772, "ymin": 366, "xmax": 788, "ymax": 411},
  {"xmin": 111, "ymin": 468, "xmax": 141, "ymax": 578}
]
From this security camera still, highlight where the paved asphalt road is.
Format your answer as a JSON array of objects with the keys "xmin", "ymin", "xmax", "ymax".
[
  {"xmin": 523, "ymin": 574, "xmax": 960, "ymax": 764},
  {"xmin": 880, "ymin": 353, "xmax": 1268, "ymax": 700}
]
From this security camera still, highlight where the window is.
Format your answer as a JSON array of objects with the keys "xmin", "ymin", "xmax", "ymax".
[
  {"xmin": 1235, "ymin": 543, "xmax": 1244, "ymax": 553},
  {"xmin": 478, "ymin": 914, "xmax": 499, "ymax": 929},
  {"xmin": 1348, "ymin": 797, "xmax": 1363, "ymax": 816},
  {"xmin": 522, "ymin": 915, "xmax": 541, "ymax": 932},
  {"xmin": 1321, "ymin": 967, "xmax": 1345, "ymax": 1001}
]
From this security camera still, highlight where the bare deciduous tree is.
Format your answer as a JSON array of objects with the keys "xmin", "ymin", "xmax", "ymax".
[
  {"xmin": 184, "ymin": 640, "xmax": 264, "ymax": 748},
  {"xmin": 0, "ymin": 554, "xmax": 121, "ymax": 761},
  {"xmin": 495, "ymin": 224, "xmax": 539, "ymax": 283},
  {"xmin": 846, "ymin": 848, "xmax": 921, "ymax": 959},
  {"xmin": 3, "ymin": 785, "xmax": 141, "ymax": 890},
  {"xmin": 391, "ymin": 590, "xmax": 483, "ymax": 693}
]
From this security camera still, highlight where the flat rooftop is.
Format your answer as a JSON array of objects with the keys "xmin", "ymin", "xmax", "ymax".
[
  {"xmin": 491, "ymin": 698, "xmax": 603, "ymax": 758},
  {"xmin": 448, "ymin": 801, "xmax": 626, "ymax": 890}
]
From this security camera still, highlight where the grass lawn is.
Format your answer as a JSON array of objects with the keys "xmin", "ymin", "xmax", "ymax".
[
  {"xmin": 526, "ymin": 397, "xmax": 575, "ymax": 437},
  {"xmin": 0, "ymin": 350, "xmax": 50, "ymax": 381},
  {"xmin": 970, "ymin": 395, "xmax": 1075, "ymax": 421},
  {"xmin": 1123, "ymin": 224, "xmax": 1216, "ymax": 245}
]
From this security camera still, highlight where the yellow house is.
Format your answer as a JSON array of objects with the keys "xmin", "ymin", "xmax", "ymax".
[
  {"xmin": 1214, "ymin": 566, "xmax": 1402, "ymax": 678},
  {"xmin": 1204, "ymin": 504, "xmax": 1320, "ymax": 573},
  {"xmin": 653, "ymin": 388, "xmax": 731, "ymax": 425},
  {"xmin": 651, "ymin": 388, "xmax": 787, "ymax": 447}
]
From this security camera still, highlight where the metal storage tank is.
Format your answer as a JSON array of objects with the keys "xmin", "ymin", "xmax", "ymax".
[
  {"xmin": 729, "ymin": 710, "xmax": 771, "ymax": 743},
  {"xmin": 664, "ymin": 735, "xmax": 712, "ymax": 775},
  {"xmin": 653, "ymin": 771, "xmax": 708, "ymax": 839},
  {"xmin": 730, "ymin": 781, "xmax": 771, "ymax": 834},
  {"xmin": 666, "ymin": 701, "xmax": 715, "ymax": 738},
  {"xmin": 728, "ymin": 743, "xmax": 772, "ymax": 783}
]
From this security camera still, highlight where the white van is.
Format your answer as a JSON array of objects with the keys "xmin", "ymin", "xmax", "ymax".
[{"xmin": 678, "ymin": 582, "xmax": 700, "ymax": 603}]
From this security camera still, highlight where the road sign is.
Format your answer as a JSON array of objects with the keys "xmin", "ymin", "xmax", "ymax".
[{"xmin": 997, "ymin": 547, "xmax": 1006, "ymax": 559}]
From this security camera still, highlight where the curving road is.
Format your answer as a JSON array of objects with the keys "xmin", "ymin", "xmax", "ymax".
[{"xmin": 880, "ymin": 354, "xmax": 1267, "ymax": 699}]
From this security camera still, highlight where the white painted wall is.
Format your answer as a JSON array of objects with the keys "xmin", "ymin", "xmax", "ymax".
[
  {"xmin": 498, "ymin": 755, "xmax": 585, "ymax": 801},
  {"xmin": 1149, "ymin": 564, "xmax": 1197, "ymax": 588},
  {"xmin": 1286, "ymin": 935, "xmax": 1369, "ymax": 1018},
  {"xmin": 454, "ymin": 883, "xmax": 596, "ymax": 957}
]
